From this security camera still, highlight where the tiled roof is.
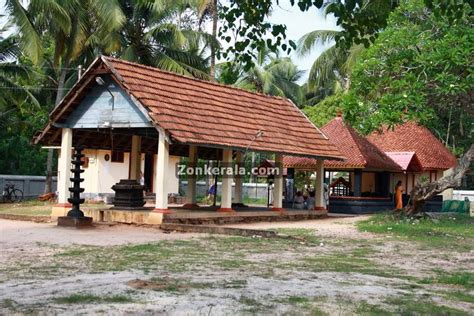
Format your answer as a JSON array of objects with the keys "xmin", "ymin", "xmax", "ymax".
[
  {"xmin": 284, "ymin": 116, "xmax": 402, "ymax": 171},
  {"xmin": 384, "ymin": 152, "xmax": 423, "ymax": 172},
  {"xmin": 41, "ymin": 56, "xmax": 343, "ymax": 160},
  {"xmin": 367, "ymin": 121, "xmax": 457, "ymax": 170}
]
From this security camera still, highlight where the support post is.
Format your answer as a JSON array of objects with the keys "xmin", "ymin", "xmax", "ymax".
[
  {"xmin": 129, "ymin": 135, "xmax": 141, "ymax": 180},
  {"xmin": 56, "ymin": 128, "xmax": 73, "ymax": 208},
  {"xmin": 315, "ymin": 159, "xmax": 326, "ymax": 211},
  {"xmin": 154, "ymin": 133, "xmax": 170, "ymax": 214},
  {"xmin": 354, "ymin": 169, "xmax": 362, "ymax": 197},
  {"xmin": 184, "ymin": 145, "xmax": 198, "ymax": 208},
  {"xmin": 272, "ymin": 154, "xmax": 284, "ymax": 211},
  {"xmin": 233, "ymin": 151, "xmax": 244, "ymax": 206},
  {"xmin": 218, "ymin": 149, "xmax": 234, "ymax": 212}
]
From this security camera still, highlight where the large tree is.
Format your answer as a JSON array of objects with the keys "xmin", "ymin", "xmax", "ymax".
[{"xmin": 342, "ymin": 0, "xmax": 473, "ymax": 154}]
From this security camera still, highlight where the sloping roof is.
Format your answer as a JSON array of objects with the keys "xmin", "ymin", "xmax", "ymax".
[
  {"xmin": 385, "ymin": 152, "xmax": 423, "ymax": 172},
  {"xmin": 367, "ymin": 121, "xmax": 457, "ymax": 170},
  {"xmin": 284, "ymin": 116, "xmax": 402, "ymax": 171},
  {"xmin": 36, "ymin": 56, "xmax": 343, "ymax": 160}
]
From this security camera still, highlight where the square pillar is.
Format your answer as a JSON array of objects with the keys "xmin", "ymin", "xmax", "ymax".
[
  {"xmin": 154, "ymin": 134, "xmax": 170, "ymax": 214},
  {"xmin": 315, "ymin": 159, "xmax": 326, "ymax": 210},
  {"xmin": 52, "ymin": 128, "xmax": 73, "ymax": 218},
  {"xmin": 57, "ymin": 128, "xmax": 73, "ymax": 205},
  {"xmin": 184, "ymin": 145, "xmax": 199, "ymax": 208},
  {"xmin": 129, "ymin": 135, "xmax": 142, "ymax": 180},
  {"xmin": 234, "ymin": 151, "xmax": 243, "ymax": 205},
  {"xmin": 272, "ymin": 154, "xmax": 284, "ymax": 211},
  {"xmin": 218, "ymin": 148, "xmax": 234, "ymax": 212}
]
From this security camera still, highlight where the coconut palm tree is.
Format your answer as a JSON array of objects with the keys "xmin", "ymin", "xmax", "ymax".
[
  {"xmin": 298, "ymin": 0, "xmax": 395, "ymax": 91},
  {"xmin": 236, "ymin": 48, "xmax": 304, "ymax": 105},
  {"xmin": 196, "ymin": 0, "xmax": 219, "ymax": 80},
  {"xmin": 6, "ymin": 0, "xmax": 126, "ymax": 104},
  {"xmin": 118, "ymin": 0, "xmax": 213, "ymax": 80}
]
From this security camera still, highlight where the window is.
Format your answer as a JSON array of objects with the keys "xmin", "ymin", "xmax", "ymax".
[{"xmin": 111, "ymin": 151, "xmax": 124, "ymax": 163}]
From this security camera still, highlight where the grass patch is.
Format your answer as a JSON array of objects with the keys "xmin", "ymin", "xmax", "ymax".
[
  {"xmin": 357, "ymin": 213, "xmax": 474, "ymax": 250},
  {"xmin": 0, "ymin": 200, "xmax": 53, "ymax": 216},
  {"xmin": 420, "ymin": 271, "xmax": 474, "ymax": 290},
  {"xmin": 54, "ymin": 294, "xmax": 133, "ymax": 304},
  {"xmin": 386, "ymin": 296, "xmax": 468, "ymax": 315},
  {"xmin": 274, "ymin": 228, "xmax": 319, "ymax": 243},
  {"xmin": 444, "ymin": 291, "xmax": 474, "ymax": 303}
]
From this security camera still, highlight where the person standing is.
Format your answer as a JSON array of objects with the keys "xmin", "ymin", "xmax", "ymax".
[{"xmin": 395, "ymin": 180, "xmax": 404, "ymax": 209}]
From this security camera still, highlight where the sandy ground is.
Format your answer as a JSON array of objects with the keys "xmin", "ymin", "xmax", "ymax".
[
  {"xmin": 0, "ymin": 217, "xmax": 472, "ymax": 315},
  {"xmin": 225, "ymin": 215, "xmax": 374, "ymax": 238},
  {"xmin": 0, "ymin": 219, "xmax": 197, "ymax": 247}
]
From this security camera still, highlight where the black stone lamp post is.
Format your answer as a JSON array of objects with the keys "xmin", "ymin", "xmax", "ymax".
[{"xmin": 58, "ymin": 146, "xmax": 93, "ymax": 227}]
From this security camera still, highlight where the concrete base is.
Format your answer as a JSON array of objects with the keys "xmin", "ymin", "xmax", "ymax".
[
  {"xmin": 57, "ymin": 216, "xmax": 93, "ymax": 228},
  {"xmin": 80, "ymin": 208, "xmax": 164, "ymax": 225}
]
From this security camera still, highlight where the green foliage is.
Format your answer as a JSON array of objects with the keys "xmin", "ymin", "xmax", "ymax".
[
  {"xmin": 302, "ymin": 93, "xmax": 344, "ymax": 127},
  {"xmin": 342, "ymin": 0, "xmax": 473, "ymax": 153}
]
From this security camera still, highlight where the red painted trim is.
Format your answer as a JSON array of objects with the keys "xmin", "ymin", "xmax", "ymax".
[
  {"xmin": 217, "ymin": 208, "xmax": 234, "ymax": 212},
  {"xmin": 153, "ymin": 208, "xmax": 172, "ymax": 214},
  {"xmin": 271, "ymin": 207, "xmax": 284, "ymax": 212},
  {"xmin": 53, "ymin": 203, "xmax": 72, "ymax": 208},
  {"xmin": 313, "ymin": 206, "xmax": 327, "ymax": 211}
]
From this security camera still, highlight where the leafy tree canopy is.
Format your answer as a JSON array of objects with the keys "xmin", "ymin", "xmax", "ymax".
[
  {"xmin": 342, "ymin": 0, "xmax": 473, "ymax": 154},
  {"xmin": 220, "ymin": 0, "xmax": 472, "ymax": 68}
]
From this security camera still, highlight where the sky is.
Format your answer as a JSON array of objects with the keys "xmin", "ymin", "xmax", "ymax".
[{"xmin": 0, "ymin": 0, "xmax": 339, "ymax": 82}]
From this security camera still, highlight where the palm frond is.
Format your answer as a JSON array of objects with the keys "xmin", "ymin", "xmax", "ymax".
[
  {"xmin": 4, "ymin": 0, "xmax": 43, "ymax": 64},
  {"xmin": 297, "ymin": 29, "xmax": 340, "ymax": 57}
]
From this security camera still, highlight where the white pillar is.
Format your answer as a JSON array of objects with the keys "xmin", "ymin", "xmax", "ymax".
[
  {"xmin": 234, "ymin": 151, "xmax": 243, "ymax": 204},
  {"xmin": 154, "ymin": 133, "xmax": 170, "ymax": 212},
  {"xmin": 129, "ymin": 135, "xmax": 141, "ymax": 180},
  {"xmin": 272, "ymin": 154, "xmax": 283, "ymax": 211},
  {"xmin": 185, "ymin": 145, "xmax": 198, "ymax": 206},
  {"xmin": 57, "ymin": 128, "xmax": 73, "ymax": 205},
  {"xmin": 315, "ymin": 159, "xmax": 325, "ymax": 210},
  {"xmin": 219, "ymin": 149, "xmax": 233, "ymax": 212}
]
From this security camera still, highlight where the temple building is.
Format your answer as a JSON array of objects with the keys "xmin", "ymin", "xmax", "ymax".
[
  {"xmin": 284, "ymin": 114, "xmax": 457, "ymax": 213},
  {"xmin": 34, "ymin": 56, "xmax": 343, "ymax": 224}
]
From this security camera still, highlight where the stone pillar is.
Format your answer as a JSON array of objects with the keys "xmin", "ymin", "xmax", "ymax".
[
  {"xmin": 51, "ymin": 128, "xmax": 73, "ymax": 218},
  {"xmin": 234, "ymin": 151, "xmax": 243, "ymax": 205},
  {"xmin": 154, "ymin": 133, "xmax": 170, "ymax": 214},
  {"xmin": 184, "ymin": 145, "xmax": 198, "ymax": 208},
  {"xmin": 218, "ymin": 149, "xmax": 234, "ymax": 212},
  {"xmin": 272, "ymin": 154, "xmax": 283, "ymax": 211},
  {"xmin": 354, "ymin": 169, "xmax": 362, "ymax": 197},
  {"xmin": 315, "ymin": 159, "xmax": 326, "ymax": 210},
  {"xmin": 129, "ymin": 135, "xmax": 142, "ymax": 180}
]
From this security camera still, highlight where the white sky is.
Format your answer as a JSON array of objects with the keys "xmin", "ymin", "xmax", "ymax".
[{"xmin": 0, "ymin": 0, "xmax": 339, "ymax": 81}]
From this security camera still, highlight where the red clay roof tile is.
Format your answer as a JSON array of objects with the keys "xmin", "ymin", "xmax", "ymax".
[
  {"xmin": 367, "ymin": 121, "xmax": 457, "ymax": 170},
  {"xmin": 101, "ymin": 57, "xmax": 343, "ymax": 159}
]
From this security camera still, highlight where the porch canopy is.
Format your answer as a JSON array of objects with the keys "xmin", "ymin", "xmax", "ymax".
[
  {"xmin": 283, "ymin": 114, "xmax": 402, "ymax": 212},
  {"xmin": 34, "ymin": 56, "xmax": 343, "ymax": 215}
]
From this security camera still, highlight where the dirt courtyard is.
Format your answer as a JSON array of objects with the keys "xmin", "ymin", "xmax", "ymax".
[{"xmin": 0, "ymin": 216, "xmax": 472, "ymax": 315}]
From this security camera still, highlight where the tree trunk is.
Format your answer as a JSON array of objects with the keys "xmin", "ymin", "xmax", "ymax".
[
  {"xmin": 209, "ymin": 0, "xmax": 218, "ymax": 81},
  {"xmin": 44, "ymin": 65, "xmax": 69, "ymax": 194},
  {"xmin": 403, "ymin": 144, "xmax": 474, "ymax": 215}
]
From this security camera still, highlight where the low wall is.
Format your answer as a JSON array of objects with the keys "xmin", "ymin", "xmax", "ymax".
[
  {"xmin": 0, "ymin": 175, "xmax": 57, "ymax": 199},
  {"xmin": 329, "ymin": 197, "xmax": 394, "ymax": 214},
  {"xmin": 179, "ymin": 181, "xmax": 270, "ymax": 200}
]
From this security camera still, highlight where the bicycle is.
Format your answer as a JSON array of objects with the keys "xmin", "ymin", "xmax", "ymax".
[{"xmin": 2, "ymin": 183, "xmax": 23, "ymax": 203}]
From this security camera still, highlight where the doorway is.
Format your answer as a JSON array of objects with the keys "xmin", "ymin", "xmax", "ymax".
[{"xmin": 144, "ymin": 154, "xmax": 154, "ymax": 192}]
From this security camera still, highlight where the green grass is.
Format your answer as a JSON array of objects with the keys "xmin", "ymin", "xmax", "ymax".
[
  {"xmin": 357, "ymin": 213, "xmax": 474, "ymax": 249},
  {"xmin": 0, "ymin": 200, "xmax": 53, "ymax": 216},
  {"xmin": 420, "ymin": 271, "xmax": 474, "ymax": 290},
  {"xmin": 0, "ymin": 200, "xmax": 107, "ymax": 216},
  {"xmin": 444, "ymin": 291, "xmax": 474, "ymax": 303},
  {"xmin": 54, "ymin": 294, "xmax": 134, "ymax": 304},
  {"xmin": 386, "ymin": 297, "xmax": 468, "ymax": 315}
]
